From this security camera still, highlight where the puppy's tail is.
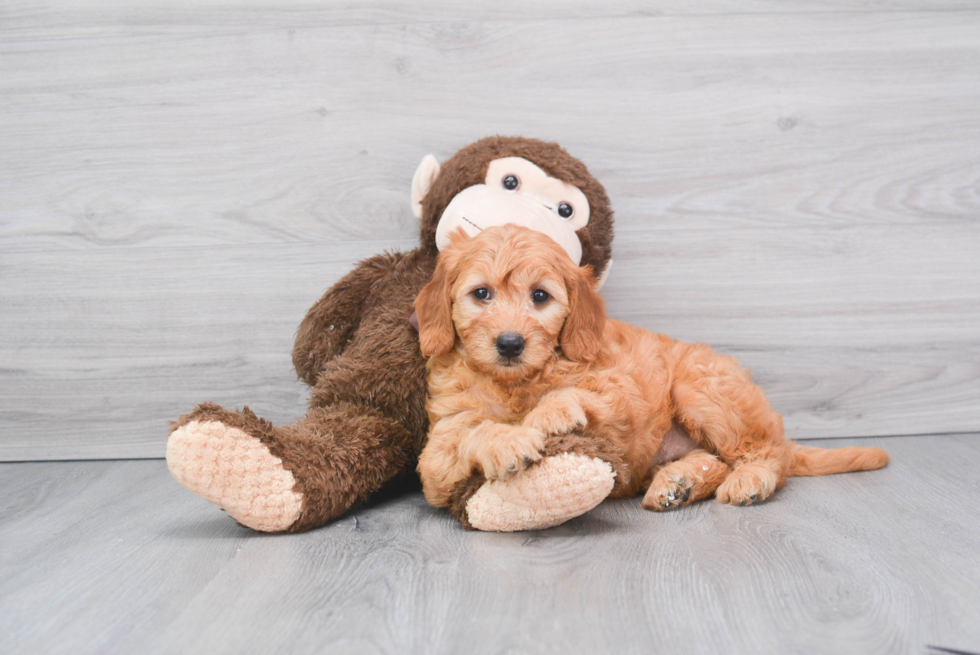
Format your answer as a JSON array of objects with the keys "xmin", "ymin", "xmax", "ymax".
[{"xmin": 788, "ymin": 443, "xmax": 889, "ymax": 477}]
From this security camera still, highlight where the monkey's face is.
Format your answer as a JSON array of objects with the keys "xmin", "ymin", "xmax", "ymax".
[
  {"xmin": 411, "ymin": 137, "xmax": 614, "ymax": 285},
  {"xmin": 434, "ymin": 157, "xmax": 590, "ymax": 267}
]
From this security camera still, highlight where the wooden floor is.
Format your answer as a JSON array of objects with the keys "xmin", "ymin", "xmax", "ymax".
[{"xmin": 2, "ymin": 435, "xmax": 978, "ymax": 655}]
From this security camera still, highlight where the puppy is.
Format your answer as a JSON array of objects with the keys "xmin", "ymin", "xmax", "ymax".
[{"xmin": 415, "ymin": 225, "xmax": 888, "ymax": 512}]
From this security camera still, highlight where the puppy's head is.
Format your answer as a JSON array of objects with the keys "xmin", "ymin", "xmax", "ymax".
[{"xmin": 415, "ymin": 224, "xmax": 605, "ymax": 381}]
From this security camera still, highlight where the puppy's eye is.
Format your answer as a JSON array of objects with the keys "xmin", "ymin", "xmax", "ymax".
[
  {"xmin": 473, "ymin": 288, "xmax": 490, "ymax": 301},
  {"xmin": 532, "ymin": 289, "xmax": 549, "ymax": 305},
  {"xmin": 502, "ymin": 175, "xmax": 520, "ymax": 191},
  {"xmin": 557, "ymin": 202, "xmax": 574, "ymax": 219}
]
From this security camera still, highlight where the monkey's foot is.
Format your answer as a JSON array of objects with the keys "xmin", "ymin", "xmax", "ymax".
[
  {"xmin": 463, "ymin": 453, "xmax": 615, "ymax": 532},
  {"xmin": 167, "ymin": 420, "xmax": 303, "ymax": 532}
]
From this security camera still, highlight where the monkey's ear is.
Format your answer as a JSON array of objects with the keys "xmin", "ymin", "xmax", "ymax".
[
  {"xmin": 411, "ymin": 154, "xmax": 441, "ymax": 219},
  {"xmin": 560, "ymin": 265, "xmax": 606, "ymax": 363},
  {"xmin": 414, "ymin": 252, "xmax": 456, "ymax": 358}
]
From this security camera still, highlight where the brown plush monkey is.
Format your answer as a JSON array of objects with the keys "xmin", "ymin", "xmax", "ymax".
[{"xmin": 166, "ymin": 136, "xmax": 692, "ymax": 532}]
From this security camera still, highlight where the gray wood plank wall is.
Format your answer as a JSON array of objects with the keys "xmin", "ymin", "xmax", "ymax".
[{"xmin": 2, "ymin": 2, "xmax": 978, "ymax": 460}]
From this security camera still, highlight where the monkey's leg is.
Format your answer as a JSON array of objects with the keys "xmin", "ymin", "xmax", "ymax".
[
  {"xmin": 446, "ymin": 431, "xmax": 626, "ymax": 532},
  {"xmin": 167, "ymin": 401, "xmax": 415, "ymax": 532}
]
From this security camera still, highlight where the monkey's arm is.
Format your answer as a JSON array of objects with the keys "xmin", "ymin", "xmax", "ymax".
[{"xmin": 292, "ymin": 253, "xmax": 398, "ymax": 385}]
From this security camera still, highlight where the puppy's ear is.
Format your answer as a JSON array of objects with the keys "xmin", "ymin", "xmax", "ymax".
[
  {"xmin": 415, "ymin": 252, "xmax": 457, "ymax": 358},
  {"xmin": 446, "ymin": 226, "xmax": 472, "ymax": 249},
  {"xmin": 559, "ymin": 265, "xmax": 606, "ymax": 363}
]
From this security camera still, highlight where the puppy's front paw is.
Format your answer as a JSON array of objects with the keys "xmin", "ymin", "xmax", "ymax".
[
  {"xmin": 477, "ymin": 425, "xmax": 545, "ymax": 480},
  {"xmin": 523, "ymin": 396, "xmax": 587, "ymax": 436}
]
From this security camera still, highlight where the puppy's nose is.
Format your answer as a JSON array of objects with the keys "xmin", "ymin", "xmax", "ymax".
[{"xmin": 495, "ymin": 333, "xmax": 525, "ymax": 358}]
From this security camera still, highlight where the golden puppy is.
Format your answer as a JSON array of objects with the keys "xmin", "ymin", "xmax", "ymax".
[{"xmin": 415, "ymin": 225, "xmax": 888, "ymax": 512}]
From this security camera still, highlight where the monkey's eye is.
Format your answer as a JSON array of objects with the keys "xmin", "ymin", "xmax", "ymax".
[
  {"xmin": 473, "ymin": 288, "xmax": 491, "ymax": 301},
  {"xmin": 532, "ymin": 289, "xmax": 549, "ymax": 305},
  {"xmin": 502, "ymin": 175, "xmax": 520, "ymax": 191},
  {"xmin": 557, "ymin": 202, "xmax": 574, "ymax": 219}
]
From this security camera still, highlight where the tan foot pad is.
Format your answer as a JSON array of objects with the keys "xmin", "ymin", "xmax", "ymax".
[
  {"xmin": 166, "ymin": 420, "xmax": 303, "ymax": 532},
  {"xmin": 465, "ymin": 453, "xmax": 615, "ymax": 532}
]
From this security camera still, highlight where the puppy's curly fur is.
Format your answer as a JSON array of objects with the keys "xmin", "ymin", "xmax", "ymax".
[{"xmin": 416, "ymin": 225, "xmax": 888, "ymax": 512}]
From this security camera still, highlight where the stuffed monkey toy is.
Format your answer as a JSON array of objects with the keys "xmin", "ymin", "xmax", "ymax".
[{"xmin": 166, "ymin": 136, "xmax": 694, "ymax": 532}]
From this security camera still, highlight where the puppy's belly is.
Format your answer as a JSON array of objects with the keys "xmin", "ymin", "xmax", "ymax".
[
  {"xmin": 488, "ymin": 404, "xmax": 511, "ymax": 419},
  {"xmin": 649, "ymin": 423, "xmax": 698, "ymax": 467},
  {"xmin": 609, "ymin": 423, "xmax": 694, "ymax": 497}
]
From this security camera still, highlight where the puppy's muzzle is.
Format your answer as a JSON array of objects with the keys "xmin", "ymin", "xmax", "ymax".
[{"xmin": 495, "ymin": 333, "xmax": 525, "ymax": 360}]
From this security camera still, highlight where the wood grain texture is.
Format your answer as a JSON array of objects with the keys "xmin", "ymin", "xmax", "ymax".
[
  {"xmin": 1, "ymin": 2, "xmax": 979, "ymax": 459},
  {"xmin": 1, "ymin": 435, "xmax": 979, "ymax": 655},
  {"xmin": 2, "ymin": 228, "xmax": 977, "ymax": 459},
  {"xmin": 4, "ymin": 8, "xmax": 980, "ymax": 251}
]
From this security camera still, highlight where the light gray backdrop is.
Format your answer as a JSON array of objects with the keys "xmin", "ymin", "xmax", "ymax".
[{"xmin": 2, "ymin": 1, "xmax": 978, "ymax": 460}]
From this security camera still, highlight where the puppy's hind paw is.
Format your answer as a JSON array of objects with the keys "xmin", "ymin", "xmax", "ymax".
[
  {"xmin": 641, "ymin": 451, "xmax": 729, "ymax": 512},
  {"xmin": 642, "ymin": 470, "xmax": 693, "ymax": 511},
  {"xmin": 715, "ymin": 463, "xmax": 779, "ymax": 506}
]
